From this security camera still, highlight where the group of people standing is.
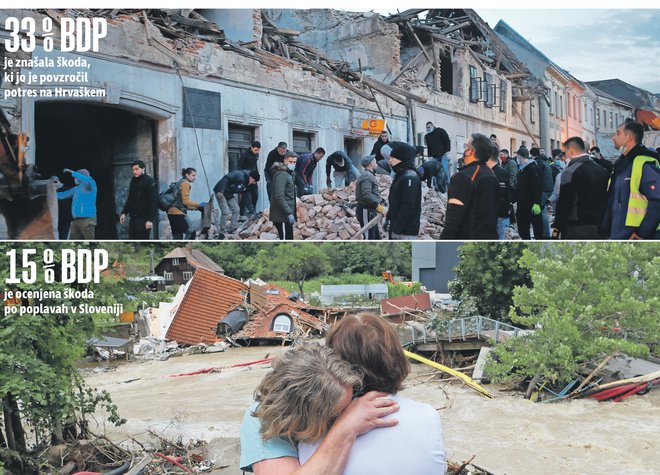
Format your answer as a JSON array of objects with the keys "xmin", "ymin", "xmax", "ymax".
[
  {"xmin": 54, "ymin": 119, "xmax": 658, "ymax": 241},
  {"xmin": 485, "ymin": 121, "xmax": 659, "ymax": 240}
]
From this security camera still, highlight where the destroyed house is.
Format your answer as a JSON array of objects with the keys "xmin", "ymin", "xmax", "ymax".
[
  {"xmin": 165, "ymin": 267, "xmax": 247, "ymax": 345},
  {"xmin": 2, "ymin": 8, "xmax": 542, "ymax": 239},
  {"xmin": 155, "ymin": 246, "xmax": 224, "ymax": 285}
]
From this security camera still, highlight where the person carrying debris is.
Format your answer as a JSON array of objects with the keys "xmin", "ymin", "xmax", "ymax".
[
  {"xmin": 240, "ymin": 140, "xmax": 261, "ymax": 218},
  {"xmin": 514, "ymin": 146, "xmax": 544, "ymax": 240},
  {"xmin": 370, "ymin": 130, "xmax": 391, "ymax": 161},
  {"xmin": 295, "ymin": 147, "xmax": 325, "ymax": 196},
  {"xmin": 270, "ymin": 150, "xmax": 298, "ymax": 240},
  {"xmin": 119, "ymin": 160, "xmax": 158, "ymax": 239},
  {"xmin": 239, "ymin": 342, "xmax": 399, "ymax": 475},
  {"xmin": 383, "ymin": 142, "xmax": 422, "ymax": 240},
  {"xmin": 424, "ymin": 121, "xmax": 451, "ymax": 192},
  {"xmin": 264, "ymin": 142, "xmax": 288, "ymax": 202},
  {"xmin": 166, "ymin": 167, "xmax": 206, "ymax": 240},
  {"xmin": 355, "ymin": 156, "xmax": 386, "ymax": 240},
  {"xmin": 325, "ymin": 151, "xmax": 360, "ymax": 188},
  {"xmin": 56, "ymin": 168, "xmax": 97, "ymax": 240},
  {"xmin": 299, "ymin": 313, "xmax": 447, "ymax": 474},
  {"xmin": 213, "ymin": 169, "xmax": 260, "ymax": 234},
  {"xmin": 440, "ymin": 133, "xmax": 498, "ymax": 239}
]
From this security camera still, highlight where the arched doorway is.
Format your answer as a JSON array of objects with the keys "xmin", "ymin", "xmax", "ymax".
[{"xmin": 35, "ymin": 102, "xmax": 157, "ymax": 239}]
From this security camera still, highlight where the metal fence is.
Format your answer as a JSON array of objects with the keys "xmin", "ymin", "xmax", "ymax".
[{"xmin": 446, "ymin": 315, "xmax": 522, "ymax": 342}]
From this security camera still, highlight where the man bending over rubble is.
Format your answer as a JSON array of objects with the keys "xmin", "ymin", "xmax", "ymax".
[
  {"xmin": 325, "ymin": 151, "xmax": 360, "ymax": 188},
  {"xmin": 239, "ymin": 342, "xmax": 399, "ymax": 474}
]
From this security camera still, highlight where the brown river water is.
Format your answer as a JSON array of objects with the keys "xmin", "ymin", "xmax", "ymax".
[{"xmin": 83, "ymin": 346, "xmax": 660, "ymax": 475}]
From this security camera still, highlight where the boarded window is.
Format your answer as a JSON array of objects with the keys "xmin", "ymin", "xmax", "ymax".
[
  {"xmin": 293, "ymin": 131, "xmax": 314, "ymax": 156},
  {"xmin": 469, "ymin": 66, "xmax": 480, "ymax": 102},
  {"xmin": 228, "ymin": 124, "xmax": 255, "ymax": 172},
  {"xmin": 500, "ymin": 80, "xmax": 507, "ymax": 113}
]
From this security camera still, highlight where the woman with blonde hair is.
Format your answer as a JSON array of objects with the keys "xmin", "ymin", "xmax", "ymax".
[
  {"xmin": 240, "ymin": 342, "xmax": 399, "ymax": 474},
  {"xmin": 298, "ymin": 312, "xmax": 447, "ymax": 474}
]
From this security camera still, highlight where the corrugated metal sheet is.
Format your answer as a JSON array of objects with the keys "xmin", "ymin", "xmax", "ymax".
[
  {"xmin": 320, "ymin": 284, "xmax": 389, "ymax": 305},
  {"xmin": 165, "ymin": 268, "xmax": 247, "ymax": 344},
  {"xmin": 380, "ymin": 292, "xmax": 432, "ymax": 316}
]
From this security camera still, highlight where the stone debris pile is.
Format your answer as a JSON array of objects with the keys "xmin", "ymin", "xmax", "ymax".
[{"xmin": 226, "ymin": 174, "xmax": 449, "ymax": 240}]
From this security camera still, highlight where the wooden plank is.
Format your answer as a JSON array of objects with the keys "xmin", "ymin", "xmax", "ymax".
[
  {"xmin": 405, "ymin": 21, "xmax": 430, "ymax": 61},
  {"xmin": 292, "ymin": 52, "xmax": 374, "ymax": 101},
  {"xmin": 440, "ymin": 21, "xmax": 471, "ymax": 35},
  {"xmin": 362, "ymin": 75, "xmax": 428, "ymax": 103}
]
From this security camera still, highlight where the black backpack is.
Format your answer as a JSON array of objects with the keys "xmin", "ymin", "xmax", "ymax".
[{"xmin": 158, "ymin": 179, "xmax": 183, "ymax": 211}]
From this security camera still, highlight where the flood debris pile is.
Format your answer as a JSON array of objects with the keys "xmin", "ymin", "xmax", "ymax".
[
  {"xmin": 47, "ymin": 430, "xmax": 218, "ymax": 475},
  {"xmin": 228, "ymin": 175, "xmax": 448, "ymax": 240}
]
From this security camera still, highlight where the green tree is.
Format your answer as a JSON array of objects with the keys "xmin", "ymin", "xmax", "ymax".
[
  {"xmin": 254, "ymin": 244, "xmax": 331, "ymax": 299},
  {"xmin": 488, "ymin": 243, "xmax": 660, "ymax": 388},
  {"xmin": 0, "ymin": 244, "xmax": 125, "ymax": 473},
  {"xmin": 448, "ymin": 243, "xmax": 532, "ymax": 322}
]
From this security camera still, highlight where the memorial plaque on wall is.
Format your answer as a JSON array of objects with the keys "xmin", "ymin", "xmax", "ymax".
[{"xmin": 182, "ymin": 87, "xmax": 222, "ymax": 130}]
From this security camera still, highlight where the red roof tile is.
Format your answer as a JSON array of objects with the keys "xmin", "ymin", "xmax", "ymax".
[
  {"xmin": 166, "ymin": 268, "xmax": 247, "ymax": 344},
  {"xmin": 235, "ymin": 303, "xmax": 325, "ymax": 340}
]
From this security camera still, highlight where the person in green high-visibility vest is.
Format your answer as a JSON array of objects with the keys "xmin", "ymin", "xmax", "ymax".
[{"xmin": 601, "ymin": 121, "xmax": 660, "ymax": 239}]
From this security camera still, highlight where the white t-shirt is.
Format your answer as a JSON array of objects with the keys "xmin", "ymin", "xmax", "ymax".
[{"xmin": 298, "ymin": 394, "xmax": 446, "ymax": 475}]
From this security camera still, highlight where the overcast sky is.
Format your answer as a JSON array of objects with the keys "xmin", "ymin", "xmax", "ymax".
[{"xmin": 477, "ymin": 9, "xmax": 660, "ymax": 93}]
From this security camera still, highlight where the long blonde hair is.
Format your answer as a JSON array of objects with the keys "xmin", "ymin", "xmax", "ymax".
[{"xmin": 253, "ymin": 342, "xmax": 361, "ymax": 443}]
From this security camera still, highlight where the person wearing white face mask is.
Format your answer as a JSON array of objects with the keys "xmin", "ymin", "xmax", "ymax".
[
  {"xmin": 601, "ymin": 121, "xmax": 660, "ymax": 239},
  {"xmin": 270, "ymin": 150, "xmax": 298, "ymax": 240}
]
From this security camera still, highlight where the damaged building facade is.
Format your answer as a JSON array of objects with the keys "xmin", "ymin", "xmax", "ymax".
[{"xmin": 1, "ymin": 8, "xmax": 542, "ymax": 238}]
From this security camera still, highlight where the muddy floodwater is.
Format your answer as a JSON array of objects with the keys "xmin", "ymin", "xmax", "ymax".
[{"xmin": 84, "ymin": 346, "xmax": 660, "ymax": 475}]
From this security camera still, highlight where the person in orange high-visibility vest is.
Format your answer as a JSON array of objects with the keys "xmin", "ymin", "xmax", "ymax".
[{"xmin": 601, "ymin": 121, "xmax": 660, "ymax": 239}]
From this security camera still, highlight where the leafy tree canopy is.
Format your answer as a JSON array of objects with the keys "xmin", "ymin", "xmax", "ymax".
[
  {"xmin": 488, "ymin": 243, "xmax": 660, "ymax": 385},
  {"xmin": 449, "ymin": 242, "xmax": 532, "ymax": 322}
]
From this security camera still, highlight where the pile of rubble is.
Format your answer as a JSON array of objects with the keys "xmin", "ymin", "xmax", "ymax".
[{"xmin": 227, "ymin": 175, "xmax": 448, "ymax": 240}]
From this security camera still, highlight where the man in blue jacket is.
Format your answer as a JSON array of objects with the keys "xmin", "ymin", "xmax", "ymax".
[
  {"xmin": 56, "ymin": 168, "xmax": 97, "ymax": 239},
  {"xmin": 295, "ymin": 147, "xmax": 325, "ymax": 196},
  {"xmin": 602, "ymin": 121, "xmax": 660, "ymax": 239}
]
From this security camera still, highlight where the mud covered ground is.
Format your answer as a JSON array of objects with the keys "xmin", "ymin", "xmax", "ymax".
[{"xmin": 83, "ymin": 345, "xmax": 660, "ymax": 475}]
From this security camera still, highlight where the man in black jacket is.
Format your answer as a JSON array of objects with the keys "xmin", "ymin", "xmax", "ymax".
[
  {"xmin": 531, "ymin": 147, "xmax": 553, "ymax": 238},
  {"xmin": 264, "ymin": 142, "xmax": 287, "ymax": 202},
  {"xmin": 355, "ymin": 156, "xmax": 386, "ymax": 240},
  {"xmin": 387, "ymin": 143, "xmax": 422, "ymax": 239},
  {"xmin": 214, "ymin": 169, "xmax": 260, "ymax": 233},
  {"xmin": 325, "ymin": 150, "xmax": 359, "ymax": 188},
  {"xmin": 119, "ymin": 160, "xmax": 158, "ymax": 239},
  {"xmin": 554, "ymin": 137, "xmax": 609, "ymax": 239},
  {"xmin": 370, "ymin": 130, "xmax": 391, "ymax": 161},
  {"xmin": 487, "ymin": 145, "xmax": 511, "ymax": 240},
  {"xmin": 515, "ymin": 146, "xmax": 544, "ymax": 239},
  {"xmin": 239, "ymin": 140, "xmax": 261, "ymax": 218},
  {"xmin": 440, "ymin": 133, "xmax": 498, "ymax": 239},
  {"xmin": 424, "ymin": 121, "xmax": 451, "ymax": 192}
]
